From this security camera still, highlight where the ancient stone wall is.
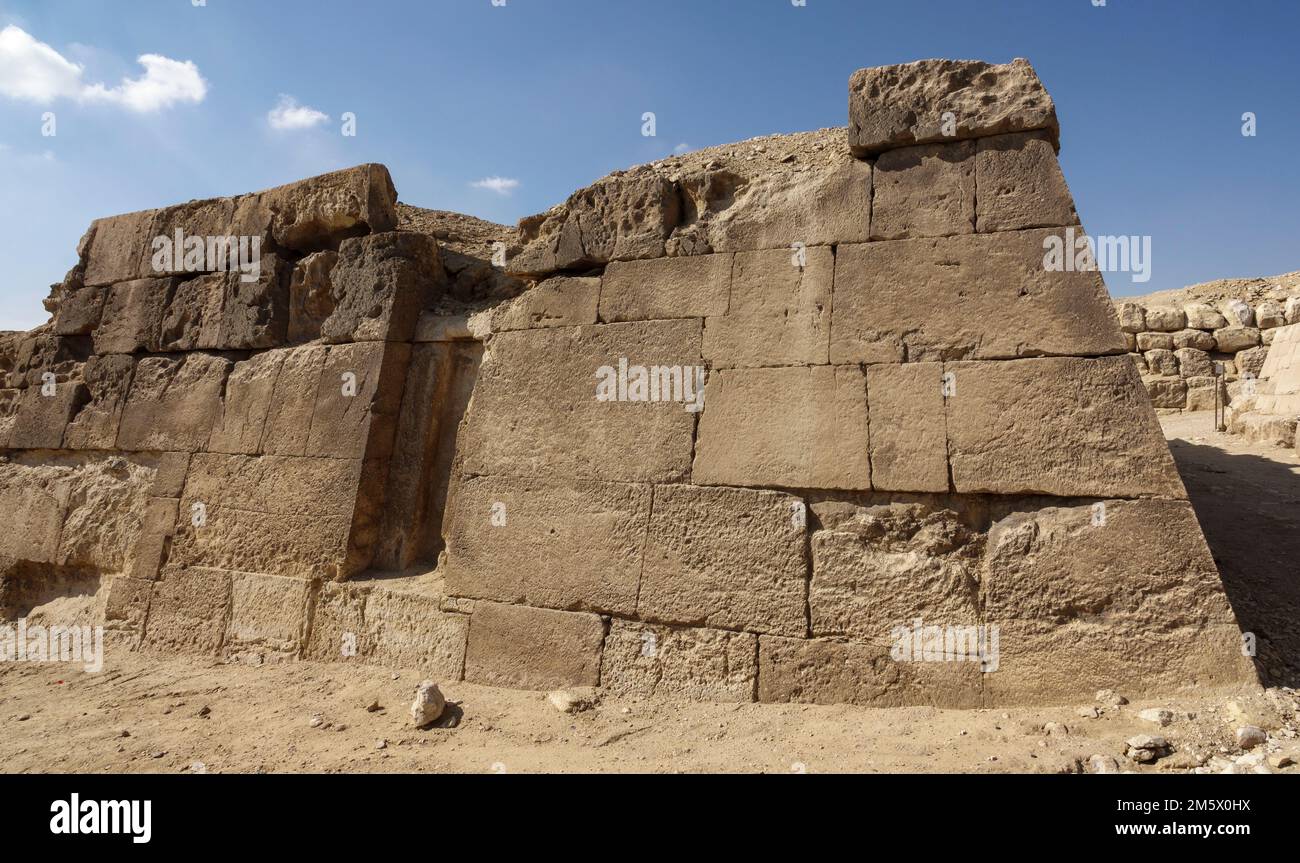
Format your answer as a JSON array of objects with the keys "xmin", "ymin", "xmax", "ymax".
[{"xmin": 0, "ymin": 59, "xmax": 1258, "ymax": 707}]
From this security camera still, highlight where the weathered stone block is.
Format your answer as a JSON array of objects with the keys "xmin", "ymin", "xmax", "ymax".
[
  {"xmin": 168, "ymin": 503, "xmax": 353, "ymax": 581},
  {"xmin": 224, "ymin": 571, "xmax": 310, "ymax": 663},
  {"xmin": 708, "ymin": 158, "xmax": 873, "ymax": 252},
  {"xmin": 8, "ymin": 381, "xmax": 87, "ymax": 449},
  {"xmin": 54, "ymin": 283, "xmax": 106, "ymax": 337},
  {"xmin": 1144, "ymin": 348, "xmax": 1179, "ymax": 376},
  {"xmin": 83, "ymin": 211, "xmax": 157, "ymax": 287},
  {"xmin": 866, "ymin": 361, "xmax": 949, "ymax": 492},
  {"xmin": 1117, "ymin": 302, "xmax": 1146, "ymax": 334},
  {"xmin": 261, "ymin": 345, "xmax": 327, "ymax": 457},
  {"xmin": 600, "ymin": 620, "xmax": 757, "ymax": 702},
  {"xmin": 1171, "ymin": 328, "xmax": 1216, "ymax": 351},
  {"xmin": 1137, "ymin": 333, "xmax": 1175, "ymax": 352},
  {"xmin": 463, "ymin": 601, "xmax": 605, "ymax": 690},
  {"xmin": 151, "ymin": 452, "xmax": 191, "ymax": 498},
  {"xmin": 702, "ymin": 247, "xmax": 831, "ymax": 368},
  {"xmin": 363, "ymin": 587, "xmax": 469, "ymax": 680},
  {"xmin": 1144, "ymin": 307, "xmax": 1186, "ymax": 332},
  {"xmin": 103, "ymin": 575, "xmax": 152, "ymax": 640},
  {"xmin": 849, "ymin": 58, "xmax": 1058, "ymax": 157},
  {"xmin": 638, "ymin": 484, "xmax": 807, "ymax": 637},
  {"xmin": 0, "ymin": 468, "xmax": 67, "ymax": 563},
  {"xmin": 1185, "ymin": 303, "xmax": 1228, "ymax": 330},
  {"xmin": 599, "ymin": 254, "xmax": 731, "ymax": 322},
  {"xmin": 305, "ymin": 342, "xmax": 409, "ymax": 460},
  {"xmin": 871, "ymin": 140, "xmax": 975, "ymax": 240},
  {"xmin": 444, "ymin": 476, "xmax": 650, "ymax": 616},
  {"xmin": 158, "ymin": 257, "xmax": 289, "ymax": 351},
  {"xmin": 758, "ymin": 636, "xmax": 984, "ymax": 708},
  {"xmin": 93, "ymin": 278, "xmax": 175, "ymax": 354},
  {"xmin": 1214, "ymin": 326, "xmax": 1261, "ymax": 353},
  {"xmin": 975, "ymin": 130, "xmax": 1078, "ymax": 232},
  {"xmin": 460, "ymin": 320, "xmax": 701, "ymax": 483},
  {"xmin": 143, "ymin": 567, "xmax": 232, "ymax": 655},
  {"xmin": 287, "ymin": 250, "xmax": 338, "ymax": 342},
  {"xmin": 1145, "ymin": 377, "xmax": 1188, "ymax": 409},
  {"xmin": 1236, "ymin": 345, "xmax": 1268, "ymax": 377},
  {"xmin": 117, "ymin": 353, "xmax": 231, "ymax": 452},
  {"xmin": 259, "ymin": 163, "xmax": 398, "ymax": 251},
  {"xmin": 1185, "ymin": 376, "xmax": 1220, "ymax": 412},
  {"xmin": 1175, "ymin": 348, "xmax": 1213, "ymax": 379},
  {"xmin": 302, "ymin": 581, "xmax": 370, "ymax": 662},
  {"xmin": 183, "ymin": 453, "xmax": 361, "ymax": 520},
  {"xmin": 945, "ymin": 356, "xmax": 1186, "ymax": 497},
  {"xmin": 63, "ymin": 355, "xmax": 134, "ymax": 450},
  {"xmin": 207, "ymin": 350, "xmax": 284, "ymax": 455},
  {"xmin": 830, "ymin": 230, "xmax": 1126, "ymax": 363},
  {"xmin": 489, "ymin": 275, "xmax": 599, "ymax": 331},
  {"xmin": 322, "ymin": 232, "xmax": 440, "ymax": 343},
  {"xmin": 693, "ymin": 365, "xmax": 870, "ymax": 490}
]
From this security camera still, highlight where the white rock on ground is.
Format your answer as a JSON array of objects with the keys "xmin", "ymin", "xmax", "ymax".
[
  {"xmin": 410, "ymin": 681, "xmax": 446, "ymax": 728},
  {"xmin": 1235, "ymin": 725, "xmax": 1267, "ymax": 750},
  {"xmin": 1138, "ymin": 708, "xmax": 1174, "ymax": 727}
]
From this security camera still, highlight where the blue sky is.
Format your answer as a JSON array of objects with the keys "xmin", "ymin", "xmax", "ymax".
[{"xmin": 1, "ymin": 0, "xmax": 1297, "ymax": 330}]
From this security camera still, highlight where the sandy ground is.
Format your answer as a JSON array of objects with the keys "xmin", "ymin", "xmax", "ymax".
[{"xmin": 2, "ymin": 411, "xmax": 1298, "ymax": 775}]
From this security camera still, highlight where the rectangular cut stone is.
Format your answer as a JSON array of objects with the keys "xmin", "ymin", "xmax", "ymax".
[
  {"xmin": 150, "ymin": 452, "xmax": 191, "ymax": 498},
  {"xmin": 830, "ymin": 231, "xmax": 1127, "ymax": 363},
  {"xmin": 64, "ymin": 355, "xmax": 135, "ymax": 450},
  {"xmin": 207, "ymin": 350, "xmax": 284, "ymax": 454},
  {"xmin": 600, "ymin": 620, "xmax": 757, "ymax": 702},
  {"xmin": 866, "ymin": 362, "xmax": 949, "ymax": 492},
  {"xmin": 638, "ymin": 485, "xmax": 807, "ymax": 637},
  {"xmin": 489, "ymin": 276, "xmax": 600, "ymax": 331},
  {"xmin": 261, "ymin": 345, "xmax": 327, "ymax": 457},
  {"xmin": 259, "ymin": 163, "xmax": 398, "ymax": 251},
  {"xmin": 945, "ymin": 356, "xmax": 1187, "ymax": 497},
  {"xmin": 363, "ymin": 587, "xmax": 469, "ymax": 680},
  {"xmin": 224, "ymin": 571, "xmax": 310, "ymax": 663},
  {"xmin": 302, "ymin": 582, "xmax": 371, "ymax": 662},
  {"xmin": 708, "ymin": 158, "xmax": 872, "ymax": 252},
  {"xmin": 143, "ymin": 567, "xmax": 232, "ymax": 655},
  {"xmin": 168, "ymin": 504, "xmax": 352, "ymax": 580},
  {"xmin": 93, "ymin": 278, "xmax": 174, "ymax": 354},
  {"xmin": 464, "ymin": 601, "xmax": 605, "ymax": 690},
  {"xmin": 702, "ymin": 246, "xmax": 831, "ymax": 367},
  {"xmin": 693, "ymin": 365, "xmax": 870, "ymax": 490},
  {"xmin": 871, "ymin": 141, "xmax": 975, "ymax": 240},
  {"xmin": 758, "ymin": 636, "xmax": 984, "ymax": 708},
  {"xmin": 811, "ymin": 503, "xmax": 981, "ymax": 644},
  {"xmin": 117, "ymin": 353, "xmax": 231, "ymax": 452},
  {"xmin": 183, "ymin": 453, "xmax": 361, "ymax": 520},
  {"xmin": 306, "ymin": 342, "xmax": 409, "ymax": 460},
  {"xmin": 599, "ymin": 254, "xmax": 732, "ymax": 322},
  {"xmin": 103, "ymin": 575, "xmax": 152, "ymax": 642},
  {"xmin": 9, "ymin": 381, "xmax": 86, "ymax": 449},
  {"xmin": 321, "ymin": 232, "xmax": 438, "ymax": 343},
  {"xmin": 0, "ymin": 470, "xmax": 67, "ymax": 563},
  {"xmin": 849, "ymin": 58, "xmax": 1058, "ymax": 157},
  {"xmin": 459, "ymin": 320, "xmax": 700, "ymax": 483},
  {"xmin": 83, "ymin": 211, "xmax": 157, "ymax": 287},
  {"xmin": 444, "ymin": 476, "xmax": 650, "ymax": 616},
  {"xmin": 158, "ymin": 260, "xmax": 290, "ymax": 351},
  {"xmin": 975, "ymin": 131, "xmax": 1079, "ymax": 232}
]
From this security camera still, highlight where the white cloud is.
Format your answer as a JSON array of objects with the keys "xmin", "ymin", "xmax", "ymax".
[
  {"xmin": 0, "ymin": 25, "xmax": 206, "ymax": 112},
  {"xmin": 673, "ymin": 142, "xmax": 691, "ymax": 154},
  {"xmin": 471, "ymin": 176, "xmax": 520, "ymax": 196},
  {"xmin": 267, "ymin": 94, "xmax": 329, "ymax": 131}
]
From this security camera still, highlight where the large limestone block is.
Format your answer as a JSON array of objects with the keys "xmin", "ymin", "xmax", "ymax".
[
  {"xmin": 93, "ymin": 278, "xmax": 175, "ymax": 354},
  {"xmin": 600, "ymin": 620, "xmax": 757, "ymax": 703},
  {"xmin": 302, "ymin": 581, "xmax": 370, "ymax": 662},
  {"xmin": 1145, "ymin": 377, "xmax": 1188, "ymax": 409},
  {"xmin": 259, "ymin": 163, "xmax": 398, "ymax": 251},
  {"xmin": 1235, "ymin": 345, "xmax": 1269, "ymax": 377},
  {"xmin": 207, "ymin": 350, "xmax": 285, "ymax": 455},
  {"xmin": 53, "ymin": 282, "xmax": 106, "ymax": 337},
  {"xmin": 1117, "ymin": 302, "xmax": 1146, "ymax": 334},
  {"xmin": 637, "ymin": 484, "xmax": 807, "ymax": 637},
  {"xmin": 489, "ymin": 275, "xmax": 600, "ymax": 332},
  {"xmin": 757, "ymin": 636, "xmax": 983, "ymax": 708},
  {"xmin": 117, "ymin": 353, "xmax": 231, "ymax": 452},
  {"xmin": 1214, "ymin": 326, "xmax": 1261, "ymax": 353},
  {"xmin": 0, "ymin": 467, "xmax": 68, "ymax": 563},
  {"xmin": 702, "ymin": 247, "xmax": 832, "ymax": 368},
  {"xmin": 444, "ymin": 476, "xmax": 651, "ymax": 616},
  {"xmin": 975, "ymin": 131, "xmax": 1079, "ymax": 231},
  {"xmin": 706, "ymin": 158, "xmax": 873, "ymax": 252},
  {"xmin": 143, "ymin": 567, "xmax": 232, "ymax": 655},
  {"xmin": 8, "ymin": 380, "xmax": 87, "ymax": 450},
  {"xmin": 53, "ymin": 458, "xmax": 154, "ymax": 573},
  {"xmin": 1185, "ymin": 303, "xmax": 1227, "ymax": 330},
  {"xmin": 866, "ymin": 362, "xmax": 949, "ymax": 492},
  {"xmin": 871, "ymin": 141, "xmax": 975, "ymax": 240},
  {"xmin": 64, "ymin": 355, "xmax": 135, "ymax": 450},
  {"xmin": 260, "ymin": 345, "xmax": 327, "ymax": 457},
  {"xmin": 693, "ymin": 365, "xmax": 870, "ymax": 490},
  {"xmin": 1144, "ymin": 348, "xmax": 1179, "ymax": 376},
  {"xmin": 224, "ymin": 571, "xmax": 310, "ymax": 663},
  {"xmin": 158, "ymin": 257, "xmax": 290, "ymax": 351},
  {"xmin": 103, "ymin": 575, "xmax": 152, "ymax": 642},
  {"xmin": 459, "ymin": 320, "xmax": 701, "ymax": 483},
  {"xmin": 848, "ymin": 58, "xmax": 1058, "ymax": 157},
  {"xmin": 362, "ymin": 588, "xmax": 469, "ymax": 680},
  {"xmin": 306, "ymin": 342, "xmax": 409, "ymax": 460},
  {"xmin": 830, "ymin": 230, "xmax": 1126, "ymax": 363},
  {"xmin": 168, "ymin": 502, "xmax": 353, "ymax": 580},
  {"xmin": 463, "ymin": 601, "xmax": 606, "ymax": 690},
  {"xmin": 183, "ymin": 453, "xmax": 361, "ymax": 520},
  {"xmin": 599, "ymin": 254, "xmax": 732, "ymax": 322},
  {"xmin": 1136, "ymin": 333, "xmax": 1174, "ymax": 352},
  {"xmin": 1176, "ymin": 348, "xmax": 1214, "ymax": 379},
  {"xmin": 944, "ymin": 356, "xmax": 1186, "ymax": 498},
  {"xmin": 287, "ymin": 250, "xmax": 339, "ymax": 342},
  {"xmin": 82, "ymin": 211, "xmax": 158, "ymax": 287},
  {"xmin": 1144, "ymin": 307, "xmax": 1186, "ymax": 332},
  {"xmin": 810, "ymin": 504, "xmax": 981, "ymax": 644},
  {"xmin": 1171, "ymin": 328, "xmax": 1216, "ymax": 351},
  {"xmin": 321, "ymin": 232, "xmax": 441, "ymax": 343}
]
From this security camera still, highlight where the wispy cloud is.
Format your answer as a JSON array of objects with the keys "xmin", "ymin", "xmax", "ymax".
[
  {"xmin": 471, "ymin": 176, "xmax": 520, "ymax": 196},
  {"xmin": 0, "ymin": 25, "xmax": 206, "ymax": 112},
  {"xmin": 673, "ymin": 142, "xmax": 692, "ymax": 154},
  {"xmin": 267, "ymin": 94, "xmax": 329, "ymax": 131}
]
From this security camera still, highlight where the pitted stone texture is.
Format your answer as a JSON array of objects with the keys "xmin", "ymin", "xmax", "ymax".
[
  {"xmin": 54, "ymin": 282, "xmax": 106, "ymax": 337},
  {"xmin": 1175, "ymin": 348, "xmax": 1214, "ymax": 379},
  {"xmin": 600, "ymin": 620, "xmax": 757, "ymax": 703},
  {"xmin": 207, "ymin": 350, "xmax": 284, "ymax": 455},
  {"xmin": 599, "ymin": 254, "xmax": 732, "ymax": 322},
  {"xmin": 637, "ymin": 484, "xmax": 807, "ymax": 637},
  {"xmin": 975, "ymin": 131, "xmax": 1079, "ymax": 231},
  {"xmin": 363, "ymin": 588, "xmax": 469, "ymax": 680},
  {"xmin": 144, "ymin": 567, "xmax": 232, "ymax": 656},
  {"xmin": 224, "ymin": 571, "xmax": 310, "ymax": 663},
  {"xmin": 758, "ymin": 636, "xmax": 983, "ymax": 708},
  {"xmin": 287, "ymin": 251, "xmax": 339, "ymax": 343},
  {"xmin": 1185, "ymin": 303, "xmax": 1228, "ymax": 330},
  {"xmin": 866, "ymin": 362, "xmax": 949, "ymax": 492},
  {"xmin": 444, "ymin": 476, "xmax": 650, "ymax": 616},
  {"xmin": 83, "ymin": 211, "xmax": 161, "ymax": 287},
  {"xmin": 306, "ymin": 342, "xmax": 409, "ymax": 460},
  {"xmin": 259, "ymin": 163, "xmax": 398, "ymax": 251},
  {"xmin": 1117, "ymin": 303, "xmax": 1146, "ymax": 334},
  {"xmin": 103, "ymin": 575, "xmax": 152, "ymax": 641},
  {"xmin": 94, "ymin": 278, "xmax": 175, "ymax": 354},
  {"xmin": 830, "ymin": 231, "xmax": 1126, "ymax": 363},
  {"xmin": 945, "ymin": 356, "xmax": 1186, "ymax": 498},
  {"xmin": 261, "ymin": 345, "xmax": 327, "ymax": 457},
  {"xmin": 702, "ymin": 247, "xmax": 832, "ymax": 368},
  {"xmin": 303, "ymin": 581, "xmax": 371, "ymax": 662},
  {"xmin": 1137, "ymin": 333, "xmax": 1174, "ymax": 353},
  {"xmin": 158, "ymin": 256, "xmax": 290, "ymax": 351},
  {"xmin": 9, "ymin": 380, "xmax": 87, "ymax": 450},
  {"xmin": 1145, "ymin": 377, "xmax": 1188, "ymax": 409},
  {"xmin": 1171, "ymin": 329, "xmax": 1216, "ymax": 351},
  {"xmin": 1144, "ymin": 307, "xmax": 1186, "ymax": 332},
  {"xmin": 459, "ymin": 320, "xmax": 701, "ymax": 483},
  {"xmin": 1214, "ymin": 326, "xmax": 1261, "ymax": 353},
  {"xmin": 489, "ymin": 276, "xmax": 600, "ymax": 332},
  {"xmin": 871, "ymin": 141, "xmax": 975, "ymax": 240},
  {"xmin": 810, "ymin": 504, "xmax": 981, "ymax": 643},
  {"xmin": 848, "ymin": 58, "xmax": 1058, "ymax": 157},
  {"xmin": 693, "ymin": 365, "xmax": 870, "ymax": 490},
  {"xmin": 464, "ymin": 601, "xmax": 605, "ymax": 690},
  {"xmin": 117, "ymin": 353, "xmax": 231, "ymax": 452},
  {"xmin": 321, "ymin": 232, "xmax": 441, "ymax": 343},
  {"xmin": 64, "ymin": 355, "xmax": 134, "ymax": 450}
]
